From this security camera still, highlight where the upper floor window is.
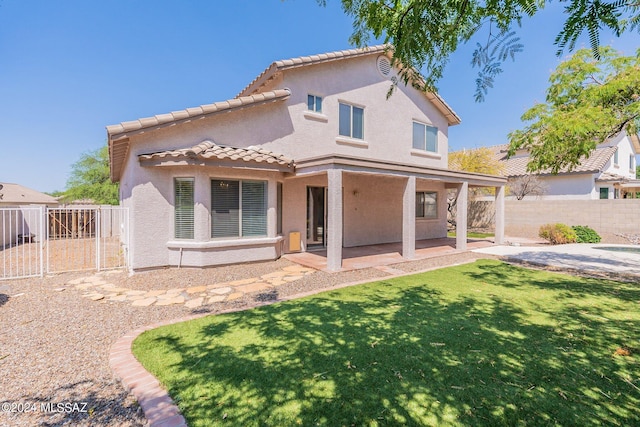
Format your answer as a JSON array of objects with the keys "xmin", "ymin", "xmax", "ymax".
[
  {"xmin": 211, "ymin": 179, "xmax": 267, "ymax": 238},
  {"xmin": 413, "ymin": 121, "xmax": 438, "ymax": 153},
  {"xmin": 307, "ymin": 94, "xmax": 323, "ymax": 113},
  {"xmin": 416, "ymin": 191, "xmax": 438, "ymax": 219},
  {"xmin": 614, "ymin": 149, "xmax": 619, "ymax": 166},
  {"xmin": 630, "ymin": 154, "xmax": 635, "ymax": 173},
  {"xmin": 174, "ymin": 178, "xmax": 194, "ymax": 239},
  {"xmin": 339, "ymin": 102, "xmax": 364, "ymax": 139}
]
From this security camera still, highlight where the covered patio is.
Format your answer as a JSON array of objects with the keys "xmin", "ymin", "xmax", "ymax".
[
  {"xmin": 286, "ymin": 155, "xmax": 507, "ymax": 272},
  {"xmin": 284, "ymin": 237, "xmax": 495, "ymax": 271}
]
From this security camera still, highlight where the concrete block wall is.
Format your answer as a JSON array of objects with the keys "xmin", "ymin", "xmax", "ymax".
[{"xmin": 462, "ymin": 199, "xmax": 640, "ymax": 237}]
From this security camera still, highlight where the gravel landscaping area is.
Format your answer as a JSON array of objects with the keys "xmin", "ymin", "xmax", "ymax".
[{"xmin": 0, "ymin": 252, "xmax": 494, "ymax": 426}]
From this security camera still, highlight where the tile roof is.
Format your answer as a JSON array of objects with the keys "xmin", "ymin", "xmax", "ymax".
[
  {"xmin": 107, "ymin": 89, "xmax": 291, "ymax": 181},
  {"xmin": 237, "ymin": 45, "xmax": 461, "ymax": 126},
  {"xmin": 490, "ymin": 145, "xmax": 617, "ymax": 177},
  {"xmin": 0, "ymin": 183, "xmax": 59, "ymax": 205},
  {"xmin": 107, "ymin": 89, "xmax": 291, "ymax": 138},
  {"xmin": 238, "ymin": 45, "xmax": 389, "ymax": 97},
  {"xmin": 138, "ymin": 140, "xmax": 294, "ymax": 170}
]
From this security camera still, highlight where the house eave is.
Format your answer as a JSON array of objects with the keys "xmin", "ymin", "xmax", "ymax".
[{"xmin": 294, "ymin": 154, "xmax": 506, "ymax": 187}]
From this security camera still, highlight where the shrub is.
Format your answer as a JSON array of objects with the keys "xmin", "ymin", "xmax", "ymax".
[
  {"xmin": 539, "ymin": 223, "xmax": 577, "ymax": 244},
  {"xmin": 572, "ymin": 225, "xmax": 601, "ymax": 243}
]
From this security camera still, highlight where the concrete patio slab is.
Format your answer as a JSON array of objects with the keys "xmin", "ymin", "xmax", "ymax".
[{"xmin": 473, "ymin": 243, "xmax": 640, "ymax": 278}]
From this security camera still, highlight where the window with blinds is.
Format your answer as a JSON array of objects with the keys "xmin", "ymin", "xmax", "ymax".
[
  {"xmin": 174, "ymin": 178, "xmax": 194, "ymax": 239},
  {"xmin": 211, "ymin": 179, "xmax": 267, "ymax": 238}
]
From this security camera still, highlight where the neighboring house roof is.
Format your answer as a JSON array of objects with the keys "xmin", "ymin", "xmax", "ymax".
[
  {"xmin": 107, "ymin": 89, "xmax": 292, "ymax": 181},
  {"xmin": 138, "ymin": 140, "xmax": 295, "ymax": 172},
  {"xmin": 0, "ymin": 183, "xmax": 58, "ymax": 205},
  {"xmin": 237, "ymin": 45, "xmax": 461, "ymax": 126},
  {"xmin": 490, "ymin": 144, "xmax": 618, "ymax": 177}
]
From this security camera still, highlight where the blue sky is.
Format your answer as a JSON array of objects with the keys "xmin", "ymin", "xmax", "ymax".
[{"xmin": 0, "ymin": 0, "xmax": 637, "ymax": 193}]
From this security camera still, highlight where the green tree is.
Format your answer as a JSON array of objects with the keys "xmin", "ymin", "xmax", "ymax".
[
  {"xmin": 318, "ymin": 0, "xmax": 639, "ymax": 100},
  {"xmin": 449, "ymin": 146, "xmax": 505, "ymax": 175},
  {"xmin": 508, "ymin": 46, "xmax": 640, "ymax": 173},
  {"xmin": 63, "ymin": 145, "xmax": 119, "ymax": 205}
]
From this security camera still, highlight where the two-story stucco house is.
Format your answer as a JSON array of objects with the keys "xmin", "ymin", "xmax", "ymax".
[
  {"xmin": 491, "ymin": 132, "xmax": 640, "ymax": 199},
  {"xmin": 107, "ymin": 46, "xmax": 506, "ymax": 271}
]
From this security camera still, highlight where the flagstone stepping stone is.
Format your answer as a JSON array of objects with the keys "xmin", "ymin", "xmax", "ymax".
[
  {"xmin": 88, "ymin": 294, "xmax": 104, "ymax": 301},
  {"xmin": 268, "ymin": 279, "xmax": 287, "ymax": 287},
  {"xmin": 127, "ymin": 295, "xmax": 147, "ymax": 301},
  {"xmin": 53, "ymin": 287, "xmax": 66, "ymax": 292},
  {"xmin": 156, "ymin": 296, "xmax": 185, "ymax": 306},
  {"xmin": 125, "ymin": 290, "xmax": 147, "ymax": 296},
  {"xmin": 132, "ymin": 297, "xmax": 157, "ymax": 307},
  {"xmin": 67, "ymin": 278, "xmax": 86, "ymax": 286},
  {"xmin": 103, "ymin": 293, "xmax": 121, "ymax": 298},
  {"xmin": 235, "ymin": 282, "xmax": 272, "ymax": 294},
  {"xmin": 186, "ymin": 286, "xmax": 207, "ymax": 294},
  {"xmin": 228, "ymin": 278, "xmax": 257, "ymax": 286},
  {"xmin": 206, "ymin": 282, "xmax": 231, "ymax": 290},
  {"xmin": 282, "ymin": 275, "xmax": 304, "ymax": 282},
  {"xmin": 109, "ymin": 295, "xmax": 128, "ymax": 302},
  {"xmin": 76, "ymin": 284, "xmax": 96, "ymax": 290},
  {"xmin": 208, "ymin": 295, "xmax": 226, "ymax": 303},
  {"xmin": 145, "ymin": 290, "xmax": 168, "ymax": 297},
  {"xmin": 185, "ymin": 297, "xmax": 204, "ymax": 309},
  {"xmin": 260, "ymin": 271, "xmax": 288, "ymax": 279},
  {"xmin": 209, "ymin": 287, "xmax": 232, "ymax": 295},
  {"xmin": 165, "ymin": 288, "xmax": 185, "ymax": 295},
  {"xmin": 226, "ymin": 292, "xmax": 244, "ymax": 301}
]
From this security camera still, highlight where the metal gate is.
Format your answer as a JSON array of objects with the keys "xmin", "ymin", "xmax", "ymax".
[{"xmin": 0, "ymin": 206, "xmax": 129, "ymax": 280}]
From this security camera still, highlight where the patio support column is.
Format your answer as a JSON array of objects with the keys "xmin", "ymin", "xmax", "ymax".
[
  {"xmin": 267, "ymin": 179, "xmax": 277, "ymax": 238},
  {"xmin": 402, "ymin": 176, "xmax": 416, "ymax": 259},
  {"xmin": 456, "ymin": 181, "xmax": 468, "ymax": 251},
  {"xmin": 326, "ymin": 169, "xmax": 343, "ymax": 271},
  {"xmin": 494, "ymin": 185, "xmax": 505, "ymax": 245}
]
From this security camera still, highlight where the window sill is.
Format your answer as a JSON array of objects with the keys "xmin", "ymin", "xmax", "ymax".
[
  {"xmin": 303, "ymin": 111, "xmax": 328, "ymax": 122},
  {"xmin": 167, "ymin": 236, "xmax": 283, "ymax": 250},
  {"xmin": 416, "ymin": 217, "xmax": 439, "ymax": 221},
  {"xmin": 336, "ymin": 136, "xmax": 368, "ymax": 148},
  {"xmin": 411, "ymin": 149, "xmax": 441, "ymax": 159}
]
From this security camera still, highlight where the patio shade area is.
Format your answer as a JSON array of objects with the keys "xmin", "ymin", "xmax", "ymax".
[{"xmin": 285, "ymin": 237, "xmax": 495, "ymax": 271}]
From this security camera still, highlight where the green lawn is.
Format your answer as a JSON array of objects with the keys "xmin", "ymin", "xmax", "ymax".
[
  {"xmin": 448, "ymin": 231, "xmax": 494, "ymax": 239},
  {"xmin": 133, "ymin": 260, "xmax": 640, "ymax": 426}
]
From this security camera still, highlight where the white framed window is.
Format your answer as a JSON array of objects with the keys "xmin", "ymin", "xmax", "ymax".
[
  {"xmin": 412, "ymin": 121, "xmax": 438, "ymax": 152},
  {"xmin": 630, "ymin": 154, "xmax": 635, "ymax": 173},
  {"xmin": 339, "ymin": 102, "xmax": 364, "ymax": 139},
  {"xmin": 416, "ymin": 191, "xmax": 438, "ymax": 219},
  {"xmin": 174, "ymin": 178, "xmax": 194, "ymax": 239},
  {"xmin": 614, "ymin": 150, "xmax": 619, "ymax": 166},
  {"xmin": 307, "ymin": 94, "xmax": 323, "ymax": 113},
  {"xmin": 211, "ymin": 179, "xmax": 267, "ymax": 238}
]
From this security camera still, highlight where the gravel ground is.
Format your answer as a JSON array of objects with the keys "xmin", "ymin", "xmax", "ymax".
[{"xmin": 0, "ymin": 252, "xmax": 494, "ymax": 426}]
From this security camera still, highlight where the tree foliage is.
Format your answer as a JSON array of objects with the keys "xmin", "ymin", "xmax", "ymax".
[
  {"xmin": 449, "ymin": 146, "xmax": 505, "ymax": 175},
  {"xmin": 508, "ymin": 46, "xmax": 640, "ymax": 173},
  {"xmin": 318, "ymin": 0, "xmax": 639, "ymax": 99},
  {"xmin": 63, "ymin": 145, "xmax": 119, "ymax": 205}
]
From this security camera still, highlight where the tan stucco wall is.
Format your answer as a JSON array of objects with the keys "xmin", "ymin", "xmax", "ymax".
[{"xmin": 119, "ymin": 54, "xmax": 455, "ymax": 269}]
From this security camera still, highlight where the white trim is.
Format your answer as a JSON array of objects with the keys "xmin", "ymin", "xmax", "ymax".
[
  {"xmin": 167, "ymin": 236, "xmax": 282, "ymax": 250},
  {"xmin": 303, "ymin": 111, "xmax": 328, "ymax": 122},
  {"xmin": 335, "ymin": 136, "xmax": 369, "ymax": 148},
  {"xmin": 410, "ymin": 149, "xmax": 441, "ymax": 159}
]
